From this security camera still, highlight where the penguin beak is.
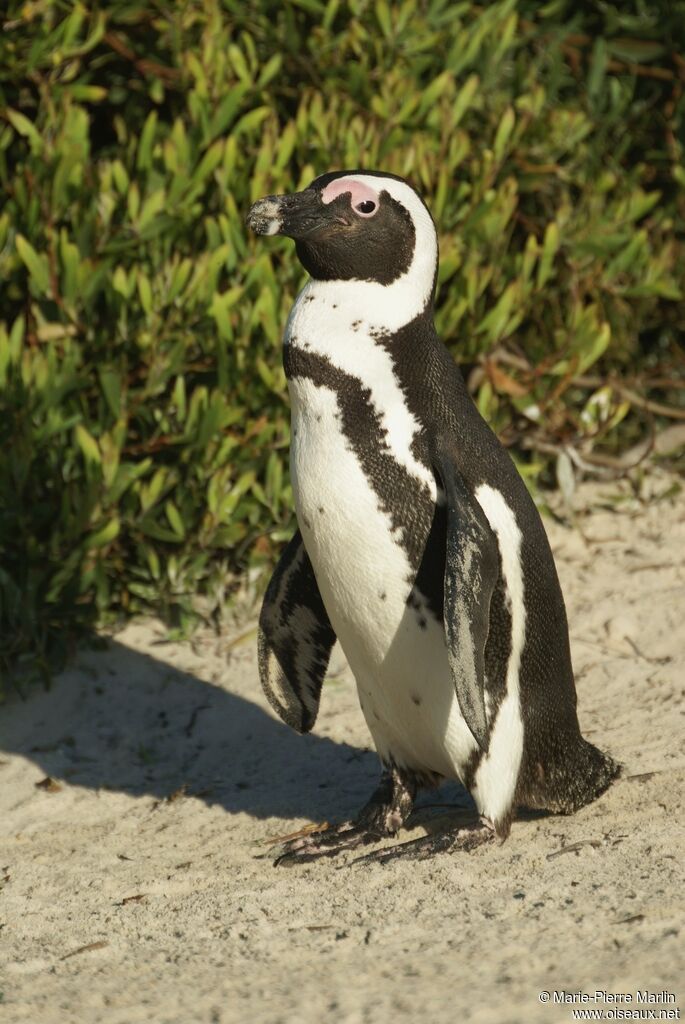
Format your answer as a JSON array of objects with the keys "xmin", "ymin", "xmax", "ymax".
[{"xmin": 247, "ymin": 190, "xmax": 339, "ymax": 240}]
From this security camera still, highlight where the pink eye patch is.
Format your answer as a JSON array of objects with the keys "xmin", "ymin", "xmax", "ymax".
[{"xmin": 321, "ymin": 177, "xmax": 379, "ymax": 214}]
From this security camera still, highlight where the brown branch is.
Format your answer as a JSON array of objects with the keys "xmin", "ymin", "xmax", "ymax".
[
  {"xmin": 519, "ymin": 437, "xmax": 652, "ymax": 477},
  {"xmin": 605, "ymin": 59, "xmax": 674, "ymax": 81},
  {"xmin": 616, "ymin": 386, "xmax": 685, "ymax": 421},
  {"xmin": 103, "ymin": 30, "xmax": 181, "ymax": 84},
  {"xmin": 122, "ymin": 435, "xmax": 176, "ymax": 456}
]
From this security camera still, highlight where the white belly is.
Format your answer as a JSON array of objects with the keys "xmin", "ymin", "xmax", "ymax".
[{"xmin": 290, "ymin": 378, "xmax": 479, "ymax": 778}]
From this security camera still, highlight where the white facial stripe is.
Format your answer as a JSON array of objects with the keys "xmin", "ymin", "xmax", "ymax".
[
  {"xmin": 312, "ymin": 174, "xmax": 438, "ymax": 330},
  {"xmin": 471, "ymin": 485, "xmax": 526, "ymax": 824}
]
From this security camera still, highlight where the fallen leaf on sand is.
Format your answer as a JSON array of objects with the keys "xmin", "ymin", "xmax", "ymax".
[
  {"xmin": 264, "ymin": 822, "xmax": 329, "ymax": 846},
  {"xmin": 60, "ymin": 941, "xmax": 109, "ymax": 961},
  {"xmin": 35, "ymin": 777, "xmax": 62, "ymax": 793}
]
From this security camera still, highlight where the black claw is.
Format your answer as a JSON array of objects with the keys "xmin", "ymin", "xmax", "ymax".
[{"xmin": 274, "ymin": 846, "xmax": 340, "ymax": 867}]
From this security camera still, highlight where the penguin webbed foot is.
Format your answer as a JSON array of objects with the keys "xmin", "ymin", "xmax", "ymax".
[
  {"xmin": 351, "ymin": 816, "xmax": 496, "ymax": 866},
  {"xmin": 271, "ymin": 765, "xmax": 416, "ymax": 867}
]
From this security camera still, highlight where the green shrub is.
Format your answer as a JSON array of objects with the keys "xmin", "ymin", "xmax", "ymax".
[{"xmin": 1, "ymin": 0, "xmax": 683, "ymax": 686}]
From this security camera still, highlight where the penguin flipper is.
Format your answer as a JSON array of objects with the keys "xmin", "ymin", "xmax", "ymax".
[
  {"xmin": 258, "ymin": 530, "xmax": 336, "ymax": 734},
  {"xmin": 434, "ymin": 450, "xmax": 500, "ymax": 752}
]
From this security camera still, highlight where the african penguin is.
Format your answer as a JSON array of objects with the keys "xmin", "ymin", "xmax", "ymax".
[{"xmin": 247, "ymin": 170, "xmax": 619, "ymax": 865}]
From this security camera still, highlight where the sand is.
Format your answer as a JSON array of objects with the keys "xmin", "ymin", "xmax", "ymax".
[{"xmin": 1, "ymin": 470, "xmax": 683, "ymax": 1024}]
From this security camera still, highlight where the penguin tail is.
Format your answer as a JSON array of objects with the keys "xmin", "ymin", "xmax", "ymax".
[{"xmin": 518, "ymin": 730, "xmax": 621, "ymax": 815}]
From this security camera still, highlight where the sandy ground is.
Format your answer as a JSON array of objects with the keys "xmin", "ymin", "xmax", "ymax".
[{"xmin": 1, "ymin": 470, "xmax": 683, "ymax": 1024}]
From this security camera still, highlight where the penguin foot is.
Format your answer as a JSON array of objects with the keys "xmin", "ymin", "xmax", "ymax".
[
  {"xmin": 271, "ymin": 765, "xmax": 417, "ymax": 867},
  {"xmin": 273, "ymin": 820, "xmax": 386, "ymax": 866},
  {"xmin": 351, "ymin": 817, "xmax": 496, "ymax": 866}
]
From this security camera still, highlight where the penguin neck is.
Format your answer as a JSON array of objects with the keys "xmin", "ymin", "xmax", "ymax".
[
  {"xmin": 298, "ymin": 278, "xmax": 433, "ymax": 327},
  {"xmin": 289, "ymin": 268, "xmax": 435, "ymax": 341},
  {"xmin": 283, "ymin": 263, "xmax": 438, "ymax": 394}
]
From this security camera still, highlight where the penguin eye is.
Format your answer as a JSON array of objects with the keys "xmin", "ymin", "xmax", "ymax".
[{"xmin": 355, "ymin": 200, "xmax": 377, "ymax": 217}]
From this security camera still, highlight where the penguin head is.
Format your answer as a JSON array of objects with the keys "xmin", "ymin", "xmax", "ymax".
[{"xmin": 247, "ymin": 170, "xmax": 437, "ymax": 292}]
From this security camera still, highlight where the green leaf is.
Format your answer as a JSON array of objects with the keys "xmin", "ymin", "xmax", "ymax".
[
  {"xmin": 477, "ymin": 283, "xmax": 518, "ymax": 341},
  {"xmin": 137, "ymin": 189, "xmax": 166, "ymax": 230},
  {"xmin": 207, "ymin": 84, "xmax": 249, "ymax": 142},
  {"xmin": 228, "ymin": 44, "xmax": 252, "ymax": 84},
  {"xmin": 187, "ymin": 141, "xmax": 224, "ymax": 194},
  {"xmin": 111, "ymin": 160, "xmax": 129, "ymax": 194},
  {"xmin": 15, "ymin": 235, "xmax": 50, "ymax": 294},
  {"xmin": 98, "ymin": 367, "xmax": 122, "ymax": 419},
  {"xmin": 608, "ymin": 38, "xmax": 665, "ymax": 63},
  {"xmin": 375, "ymin": 0, "xmax": 393, "ymax": 37},
  {"xmin": 588, "ymin": 38, "xmax": 607, "ymax": 100},
  {"xmin": 140, "ymin": 468, "xmax": 169, "ymax": 513},
  {"xmin": 257, "ymin": 54, "xmax": 282, "ymax": 90},
  {"xmin": 418, "ymin": 72, "xmax": 453, "ymax": 115},
  {"xmin": 493, "ymin": 106, "xmax": 515, "ymax": 162},
  {"xmin": 6, "ymin": 109, "xmax": 43, "ymax": 154},
  {"xmin": 128, "ymin": 183, "xmax": 140, "ymax": 221},
  {"xmin": 75, "ymin": 424, "xmax": 101, "ymax": 465},
  {"xmin": 451, "ymin": 74, "xmax": 479, "ymax": 127},
  {"xmin": 233, "ymin": 107, "xmax": 271, "ymax": 136},
  {"xmin": 137, "ymin": 273, "xmax": 153, "ymax": 314},
  {"xmin": 537, "ymin": 222, "xmax": 560, "ymax": 289},
  {"xmin": 85, "ymin": 517, "xmax": 120, "ymax": 549},
  {"xmin": 137, "ymin": 111, "xmax": 158, "ymax": 170},
  {"xmin": 577, "ymin": 322, "xmax": 611, "ymax": 374},
  {"xmin": 165, "ymin": 500, "xmax": 186, "ymax": 539}
]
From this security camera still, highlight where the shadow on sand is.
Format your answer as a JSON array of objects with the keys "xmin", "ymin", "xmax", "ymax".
[{"xmin": 0, "ymin": 637, "xmax": 382, "ymax": 826}]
